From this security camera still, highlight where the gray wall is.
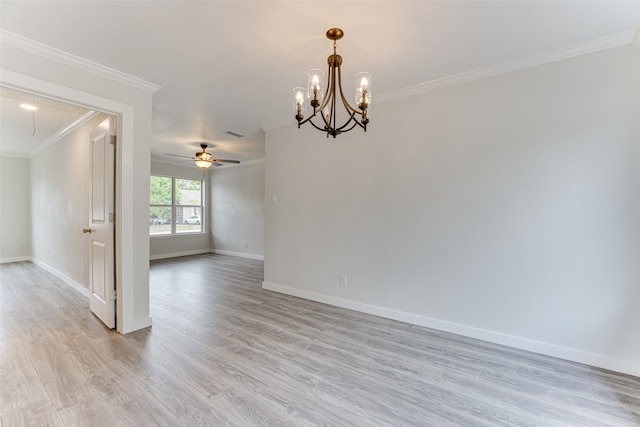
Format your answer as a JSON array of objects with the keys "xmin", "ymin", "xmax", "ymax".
[
  {"xmin": 0, "ymin": 155, "xmax": 31, "ymax": 262},
  {"xmin": 264, "ymin": 45, "xmax": 640, "ymax": 375},
  {"xmin": 210, "ymin": 159, "xmax": 265, "ymax": 259},
  {"xmin": 30, "ymin": 113, "xmax": 108, "ymax": 291}
]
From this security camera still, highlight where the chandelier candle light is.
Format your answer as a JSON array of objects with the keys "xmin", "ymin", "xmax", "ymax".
[{"xmin": 293, "ymin": 28, "xmax": 371, "ymax": 138}]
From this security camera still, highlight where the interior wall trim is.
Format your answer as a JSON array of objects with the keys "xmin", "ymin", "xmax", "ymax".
[
  {"xmin": 376, "ymin": 29, "xmax": 637, "ymax": 104},
  {"xmin": 0, "ymin": 152, "xmax": 29, "ymax": 159},
  {"xmin": 262, "ymin": 281, "xmax": 639, "ymax": 378},
  {"xmin": 0, "ymin": 29, "xmax": 161, "ymax": 93},
  {"xmin": 31, "ymin": 258, "xmax": 90, "ymax": 298},
  {"xmin": 211, "ymin": 249, "xmax": 265, "ymax": 261},
  {"xmin": 149, "ymin": 248, "xmax": 210, "ymax": 261},
  {"xmin": 149, "ymin": 249, "xmax": 264, "ymax": 261},
  {"xmin": 0, "ymin": 256, "xmax": 31, "ymax": 264}
]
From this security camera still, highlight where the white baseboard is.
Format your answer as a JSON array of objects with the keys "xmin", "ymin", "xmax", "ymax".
[
  {"xmin": 262, "ymin": 281, "xmax": 639, "ymax": 377},
  {"xmin": 211, "ymin": 249, "xmax": 264, "ymax": 261},
  {"xmin": 31, "ymin": 258, "xmax": 90, "ymax": 298},
  {"xmin": 149, "ymin": 248, "xmax": 264, "ymax": 261},
  {"xmin": 0, "ymin": 256, "xmax": 31, "ymax": 264},
  {"xmin": 149, "ymin": 249, "xmax": 211, "ymax": 260}
]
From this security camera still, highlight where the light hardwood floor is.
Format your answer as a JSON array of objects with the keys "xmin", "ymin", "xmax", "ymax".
[{"xmin": 1, "ymin": 254, "xmax": 639, "ymax": 426}]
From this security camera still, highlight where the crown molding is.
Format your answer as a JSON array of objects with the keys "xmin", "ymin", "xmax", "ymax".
[
  {"xmin": 376, "ymin": 28, "xmax": 638, "ymax": 104},
  {"xmin": 0, "ymin": 151, "xmax": 30, "ymax": 159},
  {"xmin": 30, "ymin": 110, "xmax": 101, "ymax": 158},
  {"xmin": 0, "ymin": 29, "xmax": 161, "ymax": 93}
]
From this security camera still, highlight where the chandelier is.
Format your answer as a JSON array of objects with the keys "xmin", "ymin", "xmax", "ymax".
[{"xmin": 293, "ymin": 28, "xmax": 371, "ymax": 138}]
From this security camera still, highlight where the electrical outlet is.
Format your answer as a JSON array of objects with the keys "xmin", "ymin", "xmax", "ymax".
[
  {"xmin": 339, "ymin": 275, "xmax": 348, "ymax": 287},
  {"xmin": 244, "ymin": 242, "xmax": 248, "ymax": 248}
]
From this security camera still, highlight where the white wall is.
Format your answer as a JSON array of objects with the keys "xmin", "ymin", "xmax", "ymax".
[
  {"xmin": 264, "ymin": 45, "xmax": 640, "ymax": 375},
  {"xmin": 0, "ymin": 156, "xmax": 31, "ymax": 262},
  {"xmin": 150, "ymin": 161, "xmax": 211, "ymax": 259},
  {"xmin": 2, "ymin": 39, "xmax": 155, "ymax": 333},
  {"xmin": 210, "ymin": 159, "xmax": 265, "ymax": 259},
  {"xmin": 30, "ymin": 113, "xmax": 108, "ymax": 290}
]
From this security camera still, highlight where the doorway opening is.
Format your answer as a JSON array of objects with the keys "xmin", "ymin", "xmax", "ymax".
[{"xmin": 1, "ymin": 69, "xmax": 148, "ymax": 333}]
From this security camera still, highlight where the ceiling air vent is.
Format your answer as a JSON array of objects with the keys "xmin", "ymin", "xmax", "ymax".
[{"xmin": 224, "ymin": 131, "xmax": 243, "ymax": 138}]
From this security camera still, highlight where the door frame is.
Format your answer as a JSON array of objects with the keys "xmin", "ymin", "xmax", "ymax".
[{"xmin": 0, "ymin": 68, "xmax": 144, "ymax": 334}]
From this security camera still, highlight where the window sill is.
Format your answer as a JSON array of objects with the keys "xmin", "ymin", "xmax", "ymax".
[{"xmin": 150, "ymin": 232, "xmax": 207, "ymax": 239}]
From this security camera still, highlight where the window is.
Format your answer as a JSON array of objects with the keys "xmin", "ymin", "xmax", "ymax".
[{"xmin": 150, "ymin": 176, "xmax": 204, "ymax": 236}]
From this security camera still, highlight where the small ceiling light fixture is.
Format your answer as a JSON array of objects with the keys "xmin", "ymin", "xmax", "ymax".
[
  {"xmin": 20, "ymin": 100, "xmax": 38, "ymax": 135},
  {"xmin": 293, "ymin": 28, "xmax": 371, "ymax": 138},
  {"xmin": 20, "ymin": 103, "xmax": 38, "ymax": 111}
]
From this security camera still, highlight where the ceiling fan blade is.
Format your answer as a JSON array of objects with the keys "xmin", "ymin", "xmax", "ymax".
[
  {"xmin": 212, "ymin": 159, "xmax": 241, "ymax": 164},
  {"xmin": 213, "ymin": 162, "xmax": 223, "ymax": 166},
  {"xmin": 165, "ymin": 153, "xmax": 195, "ymax": 159}
]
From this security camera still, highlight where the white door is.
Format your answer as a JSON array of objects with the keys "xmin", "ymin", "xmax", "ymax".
[{"xmin": 85, "ymin": 117, "xmax": 116, "ymax": 328}]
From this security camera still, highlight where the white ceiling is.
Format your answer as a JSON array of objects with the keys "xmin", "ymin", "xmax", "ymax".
[
  {"xmin": 1, "ymin": 1, "xmax": 639, "ymax": 164},
  {"xmin": 0, "ymin": 86, "xmax": 95, "ymax": 157}
]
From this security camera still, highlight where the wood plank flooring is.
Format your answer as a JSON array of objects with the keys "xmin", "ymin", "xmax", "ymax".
[{"xmin": 1, "ymin": 254, "xmax": 639, "ymax": 426}]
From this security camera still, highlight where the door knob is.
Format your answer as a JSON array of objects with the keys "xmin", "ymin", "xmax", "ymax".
[{"xmin": 82, "ymin": 228, "xmax": 93, "ymax": 234}]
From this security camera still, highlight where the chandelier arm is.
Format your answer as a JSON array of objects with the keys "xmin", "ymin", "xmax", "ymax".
[
  {"xmin": 296, "ymin": 110, "xmax": 319, "ymax": 127},
  {"xmin": 335, "ymin": 61, "xmax": 360, "ymax": 115},
  {"xmin": 304, "ymin": 88, "xmax": 365, "ymax": 134},
  {"xmin": 316, "ymin": 62, "xmax": 334, "ymax": 113},
  {"xmin": 331, "ymin": 77, "xmax": 338, "ymax": 131},
  {"xmin": 307, "ymin": 118, "xmax": 331, "ymax": 132},
  {"xmin": 335, "ymin": 112, "xmax": 359, "ymax": 132},
  {"xmin": 316, "ymin": 93, "xmax": 332, "ymax": 115},
  {"xmin": 319, "ymin": 100, "xmax": 333, "ymax": 130},
  {"xmin": 341, "ymin": 120, "xmax": 360, "ymax": 133},
  {"xmin": 322, "ymin": 67, "xmax": 364, "ymax": 134},
  {"xmin": 298, "ymin": 113, "xmax": 340, "ymax": 135},
  {"xmin": 319, "ymin": 65, "xmax": 338, "ymax": 133}
]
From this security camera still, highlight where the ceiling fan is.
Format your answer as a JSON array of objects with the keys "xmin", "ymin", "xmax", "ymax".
[{"xmin": 165, "ymin": 144, "xmax": 240, "ymax": 169}]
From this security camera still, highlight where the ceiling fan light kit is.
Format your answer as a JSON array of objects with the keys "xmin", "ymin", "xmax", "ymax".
[
  {"xmin": 194, "ymin": 157, "xmax": 213, "ymax": 169},
  {"xmin": 293, "ymin": 28, "xmax": 371, "ymax": 138},
  {"xmin": 165, "ymin": 143, "xmax": 240, "ymax": 169}
]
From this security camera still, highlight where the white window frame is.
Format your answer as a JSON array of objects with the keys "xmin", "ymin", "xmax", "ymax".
[{"xmin": 149, "ymin": 175, "xmax": 205, "ymax": 236}]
